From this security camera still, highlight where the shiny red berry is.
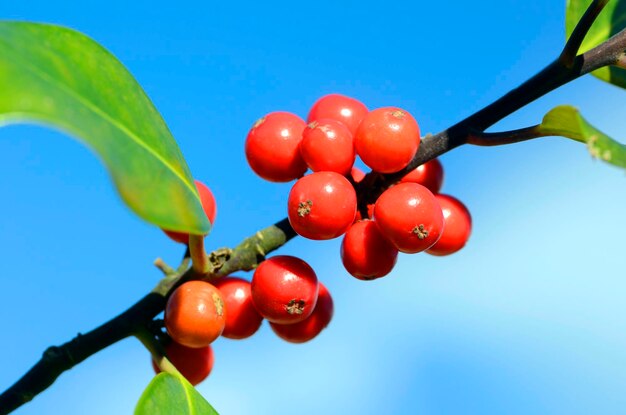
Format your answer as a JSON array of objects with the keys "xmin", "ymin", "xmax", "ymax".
[
  {"xmin": 165, "ymin": 281, "xmax": 226, "ymax": 348},
  {"xmin": 288, "ymin": 171, "xmax": 357, "ymax": 240},
  {"xmin": 355, "ymin": 107, "xmax": 420, "ymax": 173},
  {"xmin": 300, "ymin": 119, "xmax": 355, "ymax": 175},
  {"xmin": 213, "ymin": 276, "xmax": 263, "ymax": 339},
  {"xmin": 245, "ymin": 112, "xmax": 307, "ymax": 182},
  {"xmin": 427, "ymin": 194, "xmax": 472, "ymax": 256},
  {"xmin": 341, "ymin": 220, "xmax": 398, "ymax": 280},
  {"xmin": 152, "ymin": 341, "xmax": 214, "ymax": 386},
  {"xmin": 163, "ymin": 180, "xmax": 217, "ymax": 244},
  {"xmin": 251, "ymin": 255, "xmax": 319, "ymax": 324},
  {"xmin": 374, "ymin": 182, "xmax": 444, "ymax": 253},
  {"xmin": 270, "ymin": 283, "xmax": 334, "ymax": 343},
  {"xmin": 307, "ymin": 94, "xmax": 368, "ymax": 136},
  {"xmin": 401, "ymin": 158, "xmax": 444, "ymax": 194}
]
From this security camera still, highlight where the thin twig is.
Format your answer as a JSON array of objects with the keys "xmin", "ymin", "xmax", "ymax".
[
  {"xmin": 4, "ymin": 14, "xmax": 626, "ymax": 415},
  {"xmin": 467, "ymin": 125, "xmax": 546, "ymax": 146},
  {"xmin": 153, "ymin": 258, "xmax": 175, "ymax": 276},
  {"xmin": 135, "ymin": 327, "xmax": 180, "ymax": 375},
  {"xmin": 560, "ymin": 0, "xmax": 610, "ymax": 67}
]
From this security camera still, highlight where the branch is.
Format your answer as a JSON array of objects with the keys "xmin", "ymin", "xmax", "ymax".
[
  {"xmin": 615, "ymin": 53, "xmax": 626, "ymax": 69},
  {"xmin": 559, "ymin": 0, "xmax": 610, "ymax": 67},
  {"xmin": 212, "ymin": 217, "xmax": 297, "ymax": 278},
  {"xmin": 5, "ymin": 18, "xmax": 626, "ymax": 415},
  {"xmin": 467, "ymin": 125, "xmax": 546, "ymax": 146},
  {"xmin": 0, "ymin": 292, "xmax": 166, "ymax": 415},
  {"xmin": 0, "ymin": 218, "xmax": 295, "ymax": 415},
  {"xmin": 356, "ymin": 26, "xmax": 626, "ymax": 208}
]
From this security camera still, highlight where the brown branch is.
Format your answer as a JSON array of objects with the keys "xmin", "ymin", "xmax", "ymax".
[
  {"xmin": 0, "ymin": 218, "xmax": 296, "ymax": 415},
  {"xmin": 4, "ymin": 15, "xmax": 626, "ymax": 415},
  {"xmin": 356, "ymin": 26, "xmax": 626, "ymax": 209}
]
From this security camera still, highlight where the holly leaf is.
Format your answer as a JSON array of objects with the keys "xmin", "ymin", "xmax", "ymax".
[
  {"xmin": 135, "ymin": 373, "xmax": 219, "ymax": 415},
  {"xmin": 565, "ymin": 0, "xmax": 626, "ymax": 89},
  {"xmin": 539, "ymin": 105, "xmax": 626, "ymax": 169},
  {"xmin": 0, "ymin": 21, "xmax": 211, "ymax": 234}
]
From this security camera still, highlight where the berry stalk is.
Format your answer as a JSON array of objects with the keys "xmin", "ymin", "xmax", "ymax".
[{"xmin": 1, "ymin": 3, "xmax": 622, "ymax": 413}]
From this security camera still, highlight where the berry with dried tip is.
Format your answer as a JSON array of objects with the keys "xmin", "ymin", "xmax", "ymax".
[
  {"xmin": 152, "ymin": 341, "xmax": 214, "ymax": 386},
  {"xmin": 165, "ymin": 281, "xmax": 226, "ymax": 348},
  {"xmin": 245, "ymin": 112, "xmax": 307, "ymax": 182},
  {"xmin": 270, "ymin": 282, "xmax": 334, "ymax": 343},
  {"xmin": 300, "ymin": 119, "xmax": 355, "ymax": 175},
  {"xmin": 288, "ymin": 171, "xmax": 357, "ymax": 240},
  {"xmin": 401, "ymin": 158, "xmax": 444, "ymax": 194},
  {"xmin": 427, "ymin": 194, "xmax": 472, "ymax": 256},
  {"xmin": 374, "ymin": 182, "xmax": 444, "ymax": 253},
  {"xmin": 251, "ymin": 255, "xmax": 319, "ymax": 324},
  {"xmin": 341, "ymin": 220, "xmax": 398, "ymax": 280},
  {"xmin": 163, "ymin": 180, "xmax": 217, "ymax": 244},
  {"xmin": 213, "ymin": 276, "xmax": 263, "ymax": 339},
  {"xmin": 307, "ymin": 94, "xmax": 368, "ymax": 136},
  {"xmin": 355, "ymin": 107, "xmax": 420, "ymax": 173}
]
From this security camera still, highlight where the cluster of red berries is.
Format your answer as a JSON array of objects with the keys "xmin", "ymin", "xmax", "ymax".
[
  {"xmin": 153, "ymin": 93, "xmax": 472, "ymax": 387},
  {"xmin": 156, "ymin": 187, "xmax": 333, "ymax": 385},
  {"xmin": 153, "ymin": 257, "xmax": 333, "ymax": 385},
  {"xmin": 245, "ymin": 94, "xmax": 472, "ymax": 280}
]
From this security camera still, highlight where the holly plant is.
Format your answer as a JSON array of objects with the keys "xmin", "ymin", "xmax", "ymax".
[{"xmin": 1, "ymin": 0, "xmax": 626, "ymax": 413}]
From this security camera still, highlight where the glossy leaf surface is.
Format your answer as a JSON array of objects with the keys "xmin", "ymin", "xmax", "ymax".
[
  {"xmin": 540, "ymin": 105, "xmax": 626, "ymax": 169},
  {"xmin": 0, "ymin": 22, "xmax": 210, "ymax": 234},
  {"xmin": 135, "ymin": 373, "xmax": 219, "ymax": 415}
]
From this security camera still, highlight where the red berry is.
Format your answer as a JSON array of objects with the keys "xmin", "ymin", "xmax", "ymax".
[
  {"xmin": 213, "ymin": 276, "xmax": 263, "ymax": 339},
  {"xmin": 152, "ymin": 341, "xmax": 214, "ymax": 386},
  {"xmin": 270, "ymin": 283, "xmax": 334, "ymax": 343},
  {"xmin": 401, "ymin": 158, "xmax": 444, "ymax": 194},
  {"xmin": 354, "ymin": 107, "xmax": 420, "ymax": 173},
  {"xmin": 165, "ymin": 281, "xmax": 226, "ymax": 348},
  {"xmin": 374, "ymin": 182, "xmax": 444, "ymax": 253},
  {"xmin": 427, "ymin": 194, "xmax": 472, "ymax": 256},
  {"xmin": 251, "ymin": 255, "xmax": 319, "ymax": 324},
  {"xmin": 341, "ymin": 220, "xmax": 398, "ymax": 280},
  {"xmin": 245, "ymin": 112, "xmax": 307, "ymax": 182},
  {"xmin": 163, "ymin": 180, "xmax": 217, "ymax": 244},
  {"xmin": 288, "ymin": 172, "xmax": 357, "ymax": 240},
  {"xmin": 300, "ymin": 119, "xmax": 355, "ymax": 175},
  {"xmin": 307, "ymin": 94, "xmax": 368, "ymax": 136}
]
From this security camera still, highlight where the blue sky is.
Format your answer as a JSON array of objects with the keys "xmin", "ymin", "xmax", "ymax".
[{"xmin": 2, "ymin": 1, "xmax": 626, "ymax": 414}]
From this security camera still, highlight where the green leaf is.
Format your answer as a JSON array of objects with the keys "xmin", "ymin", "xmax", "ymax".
[
  {"xmin": 539, "ymin": 105, "xmax": 626, "ymax": 169},
  {"xmin": 0, "ymin": 21, "xmax": 210, "ymax": 234},
  {"xmin": 565, "ymin": 0, "xmax": 626, "ymax": 89},
  {"xmin": 135, "ymin": 373, "xmax": 219, "ymax": 415}
]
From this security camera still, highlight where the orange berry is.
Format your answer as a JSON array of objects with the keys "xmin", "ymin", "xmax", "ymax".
[{"xmin": 165, "ymin": 281, "xmax": 226, "ymax": 348}]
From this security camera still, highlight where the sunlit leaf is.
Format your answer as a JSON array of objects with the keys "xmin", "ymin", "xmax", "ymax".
[
  {"xmin": 135, "ymin": 373, "xmax": 219, "ymax": 415},
  {"xmin": 0, "ymin": 22, "xmax": 211, "ymax": 234},
  {"xmin": 566, "ymin": 0, "xmax": 626, "ymax": 89},
  {"xmin": 539, "ymin": 105, "xmax": 626, "ymax": 169}
]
